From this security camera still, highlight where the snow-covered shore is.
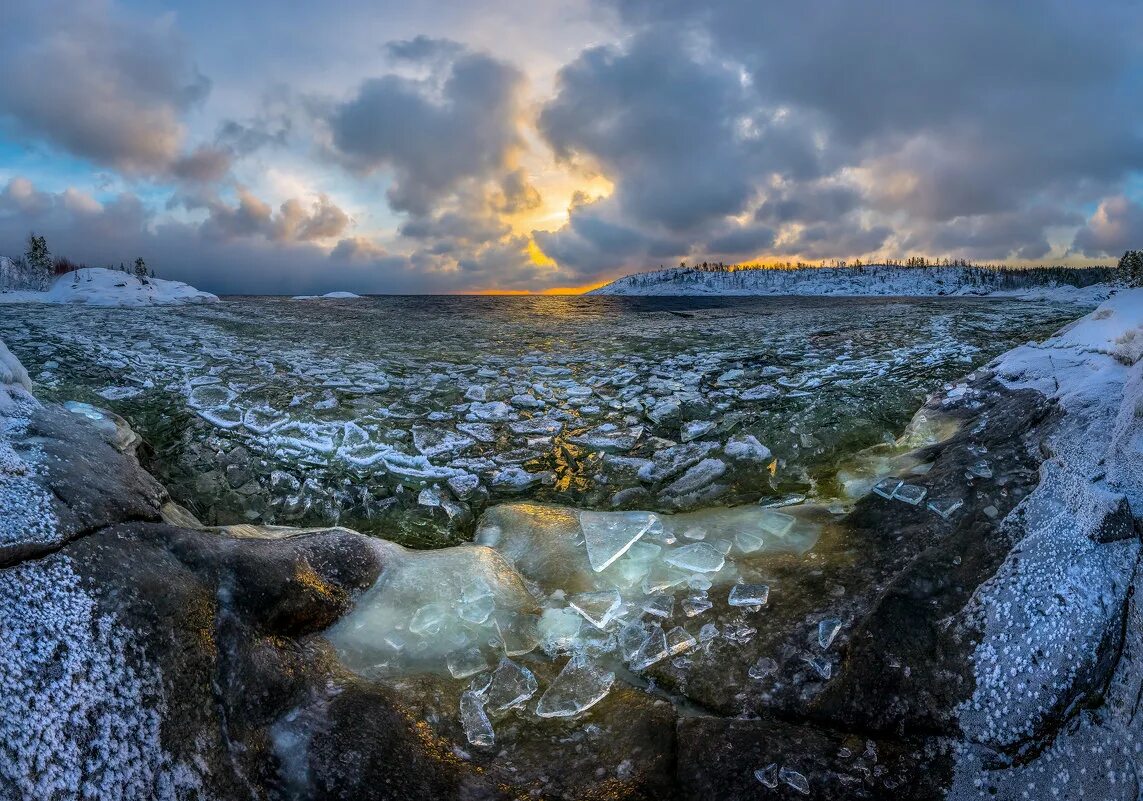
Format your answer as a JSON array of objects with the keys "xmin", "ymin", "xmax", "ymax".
[
  {"xmin": 0, "ymin": 264, "xmax": 218, "ymax": 307},
  {"xmin": 590, "ymin": 264, "xmax": 1116, "ymax": 302},
  {"xmin": 291, "ymin": 291, "xmax": 363, "ymax": 300}
]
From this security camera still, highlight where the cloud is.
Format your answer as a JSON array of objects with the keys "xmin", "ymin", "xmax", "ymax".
[
  {"xmin": 324, "ymin": 41, "xmax": 527, "ymax": 216},
  {"xmin": 1072, "ymin": 196, "xmax": 1143, "ymax": 258},
  {"xmin": 192, "ymin": 188, "xmax": 351, "ymax": 243},
  {"xmin": 0, "ymin": 1, "xmax": 211, "ymax": 175}
]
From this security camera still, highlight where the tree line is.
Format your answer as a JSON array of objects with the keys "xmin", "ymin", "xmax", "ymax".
[{"xmin": 0, "ymin": 232, "xmax": 155, "ymax": 292}]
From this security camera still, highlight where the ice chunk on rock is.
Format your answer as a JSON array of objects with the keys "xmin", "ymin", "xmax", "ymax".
[
  {"xmin": 780, "ymin": 766, "xmax": 810, "ymax": 795},
  {"xmin": 535, "ymin": 654, "xmax": 615, "ymax": 718},
  {"xmin": 892, "ymin": 483, "xmax": 927, "ymax": 505},
  {"xmin": 580, "ymin": 510, "xmax": 658, "ymax": 572},
  {"xmin": 818, "ymin": 618, "xmax": 842, "ymax": 650},
  {"xmin": 728, "ymin": 583, "xmax": 770, "ymax": 607},
  {"xmin": 664, "ymin": 542, "xmax": 725, "ymax": 573},
  {"xmin": 447, "ymin": 647, "xmax": 490, "ymax": 679},
  {"xmin": 568, "ymin": 589, "xmax": 622, "ymax": 629},
  {"xmin": 681, "ymin": 596, "xmax": 712, "ymax": 617},
  {"xmin": 641, "ymin": 594, "xmax": 674, "ymax": 619},
  {"xmin": 665, "ymin": 626, "xmax": 697, "ymax": 656},
  {"xmin": 481, "ymin": 657, "xmax": 538, "ymax": 713},
  {"xmin": 629, "ymin": 627, "xmax": 669, "ymax": 670},
  {"xmin": 460, "ymin": 691, "xmax": 494, "ymax": 747}
]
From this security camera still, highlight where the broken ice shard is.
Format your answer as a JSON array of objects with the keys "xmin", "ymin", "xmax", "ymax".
[
  {"xmin": 460, "ymin": 691, "xmax": 494, "ymax": 747},
  {"xmin": 447, "ymin": 647, "xmax": 490, "ymax": 679},
  {"xmin": 927, "ymin": 497, "xmax": 964, "ymax": 520},
  {"xmin": 629, "ymin": 627, "xmax": 669, "ymax": 670},
  {"xmin": 459, "ymin": 595, "xmax": 495, "ymax": 624},
  {"xmin": 493, "ymin": 612, "xmax": 540, "ymax": 657},
  {"xmin": 681, "ymin": 596, "xmax": 712, "ymax": 617},
  {"xmin": 663, "ymin": 542, "xmax": 725, "ymax": 573},
  {"xmin": 698, "ymin": 623, "xmax": 719, "ymax": 642},
  {"xmin": 482, "ymin": 657, "xmax": 538, "ymax": 713},
  {"xmin": 748, "ymin": 656, "xmax": 778, "ymax": 680},
  {"xmin": 641, "ymin": 594, "xmax": 674, "ymax": 619},
  {"xmin": 818, "ymin": 618, "xmax": 842, "ymax": 650},
  {"xmin": 728, "ymin": 583, "xmax": 770, "ymax": 607},
  {"xmin": 580, "ymin": 510, "xmax": 658, "ymax": 572},
  {"xmin": 618, "ymin": 621, "xmax": 652, "ymax": 661},
  {"xmin": 568, "ymin": 589, "xmax": 623, "ymax": 629},
  {"xmin": 892, "ymin": 483, "xmax": 927, "ymax": 505},
  {"xmin": 409, "ymin": 602, "xmax": 450, "ymax": 635},
  {"xmin": 757, "ymin": 509, "xmax": 796, "ymax": 537},
  {"xmin": 665, "ymin": 626, "xmax": 697, "ymax": 656},
  {"xmin": 803, "ymin": 654, "xmax": 832, "ymax": 679},
  {"xmin": 780, "ymin": 767, "xmax": 810, "ymax": 795},
  {"xmin": 872, "ymin": 477, "xmax": 902, "ymax": 499},
  {"xmin": 534, "ymin": 654, "xmax": 615, "ymax": 718},
  {"xmin": 538, "ymin": 608, "xmax": 583, "ymax": 654},
  {"xmin": 754, "ymin": 763, "xmax": 779, "ymax": 788}
]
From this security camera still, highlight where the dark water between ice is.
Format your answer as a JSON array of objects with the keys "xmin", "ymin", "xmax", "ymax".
[{"xmin": 0, "ymin": 294, "xmax": 1085, "ymax": 545}]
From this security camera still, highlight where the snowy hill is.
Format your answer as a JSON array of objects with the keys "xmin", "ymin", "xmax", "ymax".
[
  {"xmin": 589, "ymin": 264, "xmax": 1115, "ymax": 301},
  {"xmin": 291, "ymin": 291, "xmax": 363, "ymax": 299},
  {"xmin": 0, "ymin": 265, "xmax": 218, "ymax": 307}
]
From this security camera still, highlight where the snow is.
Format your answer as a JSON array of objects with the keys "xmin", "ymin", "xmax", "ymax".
[
  {"xmin": 291, "ymin": 291, "xmax": 363, "ymax": 299},
  {"xmin": 0, "ymin": 267, "xmax": 218, "ymax": 306},
  {"xmin": 590, "ymin": 264, "xmax": 1117, "ymax": 301},
  {"xmin": 950, "ymin": 288, "xmax": 1143, "ymax": 797}
]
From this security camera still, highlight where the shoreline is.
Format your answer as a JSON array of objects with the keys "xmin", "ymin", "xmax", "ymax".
[{"xmin": 0, "ymin": 291, "xmax": 1139, "ymax": 799}]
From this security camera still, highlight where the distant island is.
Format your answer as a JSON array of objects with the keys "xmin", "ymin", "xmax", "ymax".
[{"xmin": 590, "ymin": 260, "xmax": 1126, "ymax": 299}]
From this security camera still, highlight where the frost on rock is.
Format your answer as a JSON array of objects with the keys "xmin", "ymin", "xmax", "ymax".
[{"xmin": 0, "ymin": 554, "xmax": 202, "ymax": 799}]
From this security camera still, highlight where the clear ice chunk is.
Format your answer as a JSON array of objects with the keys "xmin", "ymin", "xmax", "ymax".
[
  {"xmin": 757, "ymin": 509, "xmax": 796, "ymax": 537},
  {"xmin": 409, "ymin": 603, "xmax": 451, "ymax": 635},
  {"xmin": 754, "ymin": 763, "xmax": 778, "ymax": 788},
  {"xmin": 462, "ymin": 578, "xmax": 493, "ymax": 602},
  {"xmin": 872, "ymin": 477, "xmax": 902, "ymax": 499},
  {"xmin": 629, "ymin": 627, "xmax": 669, "ymax": 670},
  {"xmin": 698, "ymin": 623, "xmax": 719, "ymax": 642},
  {"xmin": 734, "ymin": 530, "xmax": 765, "ymax": 554},
  {"xmin": 447, "ymin": 647, "xmax": 490, "ymax": 679},
  {"xmin": 780, "ymin": 767, "xmax": 810, "ymax": 794},
  {"xmin": 728, "ymin": 583, "xmax": 770, "ymax": 607},
  {"xmin": 618, "ymin": 621, "xmax": 652, "ymax": 661},
  {"xmin": 460, "ymin": 691, "xmax": 494, "ymax": 747},
  {"xmin": 687, "ymin": 575, "xmax": 712, "ymax": 592},
  {"xmin": 482, "ymin": 657, "xmax": 538, "ymax": 713},
  {"xmin": 665, "ymin": 626, "xmax": 697, "ymax": 656},
  {"xmin": 681, "ymin": 526, "xmax": 707, "ymax": 541},
  {"xmin": 459, "ymin": 595, "xmax": 495, "ymax": 624},
  {"xmin": 748, "ymin": 656, "xmax": 778, "ymax": 680},
  {"xmin": 568, "ymin": 589, "xmax": 623, "ymax": 629},
  {"xmin": 892, "ymin": 483, "xmax": 927, "ymax": 505},
  {"xmin": 723, "ymin": 622, "xmax": 757, "ymax": 645},
  {"xmin": 538, "ymin": 608, "xmax": 583, "ymax": 654},
  {"xmin": 663, "ymin": 542, "xmax": 725, "ymax": 573},
  {"xmin": 493, "ymin": 612, "xmax": 540, "ymax": 657},
  {"xmin": 818, "ymin": 618, "xmax": 842, "ymax": 650},
  {"xmin": 927, "ymin": 497, "xmax": 964, "ymax": 520},
  {"xmin": 534, "ymin": 654, "xmax": 615, "ymax": 718},
  {"xmin": 803, "ymin": 655, "xmax": 832, "ymax": 680},
  {"xmin": 682, "ymin": 596, "xmax": 712, "ymax": 617},
  {"xmin": 580, "ymin": 510, "xmax": 658, "ymax": 572},
  {"xmin": 641, "ymin": 594, "xmax": 674, "ymax": 619}
]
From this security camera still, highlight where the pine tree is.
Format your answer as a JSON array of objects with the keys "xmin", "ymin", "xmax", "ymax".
[
  {"xmin": 24, "ymin": 232, "xmax": 51, "ymax": 290},
  {"xmin": 133, "ymin": 257, "xmax": 148, "ymax": 282}
]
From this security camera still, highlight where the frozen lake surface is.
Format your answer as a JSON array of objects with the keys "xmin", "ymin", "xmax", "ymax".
[{"xmin": 0, "ymin": 294, "xmax": 1085, "ymax": 545}]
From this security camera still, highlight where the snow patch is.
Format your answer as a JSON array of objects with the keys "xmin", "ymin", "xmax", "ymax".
[{"xmin": 0, "ymin": 267, "xmax": 218, "ymax": 307}]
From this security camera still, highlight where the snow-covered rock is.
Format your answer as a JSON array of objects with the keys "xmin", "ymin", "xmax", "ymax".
[
  {"xmin": 591, "ymin": 264, "xmax": 1117, "ymax": 300},
  {"xmin": 291, "ymin": 291, "xmax": 363, "ymax": 299},
  {"xmin": 0, "ymin": 267, "xmax": 218, "ymax": 306}
]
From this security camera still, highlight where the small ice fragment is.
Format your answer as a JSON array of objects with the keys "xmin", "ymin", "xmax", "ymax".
[
  {"xmin": 409, "ymin": 603, "xmax": 450, "ymax": 635},
  {"xmin": 462, "ymin": 578, "xmax": 493, "ymax": 602},
  {"xmin": 618, "ymin": 621, "xmax": 652, "ymax": 661},
  {"xmin": 872, "ymin": 477, "xmax": 902, "ymax": 499},
  {"xmin": 641, "ymin": 567, "xmax": 688, "ymax": 595},
  {"xmin": 483, "ymin": 657, "xmax": 538, "ymax": 713},
  {"xmin": 927, "ymin": 498, "xmax": 964, "ymax": 520},
  {"xmin": 665, "ymin": 626, "xmax": 697, "ymax": 656},
  {"xmin": 734, "ymin": 530, "xmax": 765, "ymax": 554},
  {"xmin": 967, "ymin": 460, "xmax": 993, "ymax": 479},
  {"xmin": 539, "ymin": 608, "xmax": 583, "ymax": 654},
  {"xmin": 722, "ymin": 622, "xmax": 757, "ymax": 645},
  {"xmin": 728, "ymin": 583, "xmax": 770, "ymax": 607},
  {"xmin": 460, "ymin": 691, "xmax": 494, "ymax": 747},
  {"xmin": 892, "ymin": 483, "xmax": 927, "ymax": 505},
  {"xmin": 748, "ymin": 656, "xmax": 778, "ymax": 680},
  {"xmin": 983, "ymin": 505, "xmax": 999, "ymax": 519},
  {"xmin": 629, "ymin": 627, "xmax": 669, "ymax": 670},
  {"xmin": 754, "ymin": 763, "xmax": 779, "ymax": 788},
  {"xmin": 625, "ymin": 541, "xmax": 663, "ymax": 563},
  {"xmin": 493, "ymin": 613, "xmax": 540, "ymax": 657},
  {"xmin": 664, "ymin": 542, "xmax": 725, "ymax": 573},
  {"xmin": 535, "ymin": 654, "xmax": 615, "ymax": 718},
  {"xmin": 569, "ymin": 590, "xmax": 623, "ymax": 629},
  {"xmin": 581, "ymin": 510, "xmax": 658, "ymax": 572},
  {"xmin": 818, "ymin": 618, "xmax": 842, "ymax": 650},
  {"xmin": 687, "ymin": 574, "xmax": 712, "ymax": 592},
  {"xmin": 641, "ymin": 594, "xmax": 674, "ymax": 619},
  {"xmin": 779, "ymin": 767, "xmax": 810, "ymax": 795},
  {"xmin": 803, "ymin": 655, "xmax": 832, "ymax": 680},
  {"xmin": 447, "ymin": 647, "xmax": 490, "ymax": 679},
  {"xmin": 383, "ymin": 631, "xmax": 407, "ymax": 652},
  {"xmin": 698, "ymin": 623, "xmax": 719, "ymax": 642},
  {"xmin": 682, "ymin": 596, "xmax": 712, "ymax": 617},
  {"xmin": 710, "ymin": 538, "xmax": 733, "ymax": 555},
  {"xmin": 681, "ymin": 527, "xmax": 706, "ymax": 541},
  {"xmin": 758, "ymin": 509, "xmax": 796, "ymax": 536},
  {"xmin": 459, "ymin": 595, "xmax": 495, "ymax": 624}
]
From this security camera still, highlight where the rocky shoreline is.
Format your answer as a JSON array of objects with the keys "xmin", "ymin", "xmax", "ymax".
[{"xmin": 0, "ymin": 290, "xmax": 1140, "ymax": 800}]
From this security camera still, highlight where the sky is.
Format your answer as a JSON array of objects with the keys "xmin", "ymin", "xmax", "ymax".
[{"xmin": 0, "ymin": 0, "xmax": 1141, "ymax": 295}]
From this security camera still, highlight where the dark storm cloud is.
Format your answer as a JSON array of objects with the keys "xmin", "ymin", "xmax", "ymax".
[
  {"xmin": 192, "ymin": 189, "xmax": 351, "ymax": 243},
  {"xmin": 1072, "ymin": 197, "xmax": 1143, "ymax": 258},
  {"xmin": 0, "ymin": 1, "xmax": 211, "ymax": 175},
  {"xmin": 325, "ymin": 42, "xmax": 527, "ymax": 217}
]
